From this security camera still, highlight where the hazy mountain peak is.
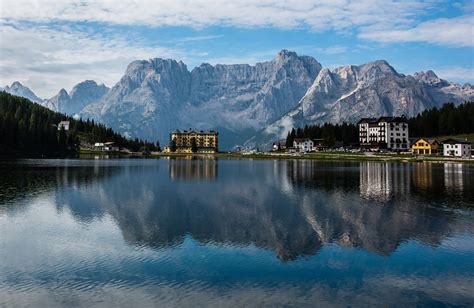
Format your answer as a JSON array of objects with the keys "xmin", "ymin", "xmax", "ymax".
[
  {"xmin": 70, "ymin": 80, "xmax": 108, "ymax": 98},
  {"xmin": 10, "ymin": 81, "xmax": 23, "ymax": 88},
  {"xmin": 44, "ymin": 81, "xmax": 109, "ymax": 115},
  {"xmin": 3, "ymin": 81, "xmax": 43, "ymax": 103},
  {"xmin": 57, "ymin": 88, "xmax": 69, "ymax": 96}
]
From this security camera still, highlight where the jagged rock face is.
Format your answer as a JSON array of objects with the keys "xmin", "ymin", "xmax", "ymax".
[
  {"xmin": 44, "ymin": 81, "xmax": 109, "ymax": 115},
  {"xmin": 82, "ymin": 59, "xmax": 191, "ymax": 140},
  {"xmin": 3, "ymin": 81, "xmax": 43, "ymax": 103},
  {"xmin": 250, "ymin": 62, "xmax": 474, "ymax": 149},
  {"xmin": 82, "ymin": 50, "xmax": 322, "ymax": 147},
  {"xmin": 68, "ymin": 80, "xmax": 109, "ymax": 114},
  {"xmin": 44, "ymin": 88, "xmax": 70, "ymax": 114},
  {"xmin": 188, "ymin": 50, "xmax": 321, "ymax": 128}
]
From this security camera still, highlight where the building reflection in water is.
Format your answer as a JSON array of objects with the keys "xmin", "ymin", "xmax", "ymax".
[
  {"xmin": 359, "ymin": 162, "xmax": 411, "ymax": 201},
  {"xmin": 412, "ymin": 162, "xmax": 433, "ymax": 189},
  {"xmin": 444, "ymin": 163, "xmax": 466, "ymax": 190},
  {"xmin": 169, "ymin": 157, "xmax": 217, "ymax": 181}
]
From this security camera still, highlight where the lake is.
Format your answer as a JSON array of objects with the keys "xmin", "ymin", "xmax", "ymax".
[{"xmin": 0, "ymin": 158, "xmax": 473, "ymax": 307}]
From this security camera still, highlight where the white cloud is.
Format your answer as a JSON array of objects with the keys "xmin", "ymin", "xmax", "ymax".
[
  {"xmin": 314, "ymin": 46, "xmax": 348, "ymax": 54},
  {"xmin": 359, "ymin": 15, "xmax": 474, "ymax": 47},
  {"xmin": 177, "ymin": 35, "xmax": 224, "ymax": 42},
  {"xmin": 0, "ymin": 23, "xmax": 186, "ymax": 97},
  {"xmin": 1, "ymin": 0, "xmax": 431, "ymax": 31},
  {"xmin": 435, "ymin": 67, "xmax": 474, "ymax": 83},
  {"xmin": 0, "ymin": 0, "xmax": 472, "ymax": 97}
]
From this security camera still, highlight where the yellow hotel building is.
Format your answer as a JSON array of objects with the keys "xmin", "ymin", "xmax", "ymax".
[
  {"xmin": 411, "ymin": 138, "xmax": 440, "ymax": 155},
  {"xmin": 164, "ymin": 129, "xmax": 219, "ymax": 153}
]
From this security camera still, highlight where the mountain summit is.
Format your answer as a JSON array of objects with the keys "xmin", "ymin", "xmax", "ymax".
[
  {"xmin": 2, "ymin": 82, "xmax": 43, "ymax": 103},
  {"xmin": 45, "ymin": 81, "xmax": 109, "ymax": 115}
]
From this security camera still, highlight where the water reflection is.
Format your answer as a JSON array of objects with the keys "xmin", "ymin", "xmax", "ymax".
[
  {"xmin": 444, "ymin": 163, "xmax": 468, "ymax": 190},
  {"xmin": 2, "ymin": 159, "xmax": 472, "ymax": 261},
  {"xmin": 1, "ymin": 159, "xmax": 473, "ymax": 306},
  {"xmin": 412, "ymin": 162, "xmax": 433, "ymax": 189},
  {"xmin": 169, "ymin": 158, "xmax": 217, "ymax": 181}
]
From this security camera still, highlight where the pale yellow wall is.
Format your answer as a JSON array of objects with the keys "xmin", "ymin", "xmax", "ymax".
[
  {"xmin": 411, "ymin": 139, "xmax": 439, "ymax": 155},
  {"xmin": 171, "ymin": 131, "xmax": 218, "ymax": 152}
]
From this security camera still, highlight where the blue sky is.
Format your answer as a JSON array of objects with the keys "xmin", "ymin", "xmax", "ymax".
[{"xmin": 0, "ymin": 0, "xmax": 473, "ymax": 97}]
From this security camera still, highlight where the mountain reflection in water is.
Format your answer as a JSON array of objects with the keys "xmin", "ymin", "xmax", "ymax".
[
  {"xmin": 0, "ymin": 159, "xmax": 472, "ymax": 260},
  {"xmin": 1, "ymin": 158, "xmax": 473, "ymax": 307}
]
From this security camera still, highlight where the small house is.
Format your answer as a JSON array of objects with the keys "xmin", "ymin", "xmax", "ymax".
[
  {"xmin": 57, "ymin": 121, "xmax": 70, "ymax": 131},
  {"xmin": 411, "ymin": 138, "xmax": 440, "ymax": 155},
  {"xmin": 104, "ymin": 142, "xmax": 118, "ymax": 151},
  {"xmin": 313, "ymin": 138, "xmax": 326, "ymax": 151},
  {"xmin": 272, "ymin": 140, "xmax": 287, "ymax": 151},
  {"xmin": 442, "ymin": 138, "xmax": 471, "ymax": 159}
]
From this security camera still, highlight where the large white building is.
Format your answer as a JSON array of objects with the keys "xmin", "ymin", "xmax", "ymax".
[
  {"xmin": 358, "ymin": 116, "xmax": 409, "ymax": 151},
  {"xmin": 293, "ymin": 138, "xmax": 314, "ymax": 152},
  {"xmin": 442, "ymin": 138, "xmax": 471, "ymax": 159}
]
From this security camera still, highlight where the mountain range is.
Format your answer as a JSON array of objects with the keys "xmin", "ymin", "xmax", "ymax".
[{"xmin": 2, "ymin": 50, "xmax": 473, "ymax": 149}]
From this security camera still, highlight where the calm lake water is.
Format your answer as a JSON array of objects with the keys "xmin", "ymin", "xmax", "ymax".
[{"xmin": 0, "ymin": 158, "xmax": 473, "ymax": 307}]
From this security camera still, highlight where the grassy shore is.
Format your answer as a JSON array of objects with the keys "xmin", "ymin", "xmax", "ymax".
[
  {"xmin": 149, "ymin": 151, "xmax": 473, "ymax": 164},
  {"xmin": 77, "ymin": 147, "xmax": 473, "ymax": 164},
  {"xmin": 217, "ymin": 152, "xmax": 474, "ymax": 163}
]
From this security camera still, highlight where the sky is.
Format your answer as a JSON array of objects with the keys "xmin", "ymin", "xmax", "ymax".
[{"xmin": 0, "ymin": 0, "xmax": 473, "ymax": 98}]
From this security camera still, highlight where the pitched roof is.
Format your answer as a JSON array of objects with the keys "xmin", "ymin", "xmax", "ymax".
[
  {"xmin": 411, "ymin": 138, "xmax": 440, "ymax": 146},
  {"xmin": 357, "ymin": 118, "xmax": 377, "ymax": 124},
  {"xmin": 294, "ymin": 138, "xmax": 312, "ymax": 143},
  {"xmin": 171, "ymin": 129, "xmax": 218, "ymax": 135},
  {"xmin": 442, "ymin": 138, "xmax": 471, "ymax": 145}
]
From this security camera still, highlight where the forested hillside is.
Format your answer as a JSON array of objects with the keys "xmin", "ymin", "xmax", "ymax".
[
  {"xmin": 0, "ymin": 92, "xmax": 160, "ymax": 156},
  {"xmin": 408, "ymin": 102, "xmax": 474, "ymax": 137},
  {"xmin": 285, "ymin": 123, "xmax": 358, "ymax": 148}
]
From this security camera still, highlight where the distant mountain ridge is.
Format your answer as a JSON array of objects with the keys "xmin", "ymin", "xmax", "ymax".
[
  {"xmin": 45, "ymin": 80, "xmax": 109, "ymax": 115},
  {"xmin": 6, "ymin": 50, "xmax": 474, "ymax": 149}
]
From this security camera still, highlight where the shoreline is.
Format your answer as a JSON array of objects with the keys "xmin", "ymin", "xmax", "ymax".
[
  {"xmin": 150, "ymin": 151, "xmax": 474, "ymax": 164},
  {"xmin": 2, "ymin": 150, "xmax": 472, "ymax": 164}
]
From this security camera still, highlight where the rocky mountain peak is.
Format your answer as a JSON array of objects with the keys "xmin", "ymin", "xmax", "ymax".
[
  {"xmin": 359, "ymin": 60, "xmax": 397, "ymax": 77},
  {"xmin": 10, "ymin": 81, "xmax": 23, "ymax": 88},
  {"xmin": 413, "ymin": 70, "xmax": 447, "ymax": 87},
  {"xmin": 58, "ymin": 88, "xmax": 69, "ymax": 98},
  {"xmin": 70, "ymin": 80, "xmax": 108, "ymax": 99},
  {"xmin": 276, "ymin": 49, "xmax": 298, "ymax": 60},
  {"xmin": 3, "ymin": 81, "xmax": 43, "ymax": 103},
  {"xmin": 44, "ymin": 81, "xmax": 110, "ymax": 115}
]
